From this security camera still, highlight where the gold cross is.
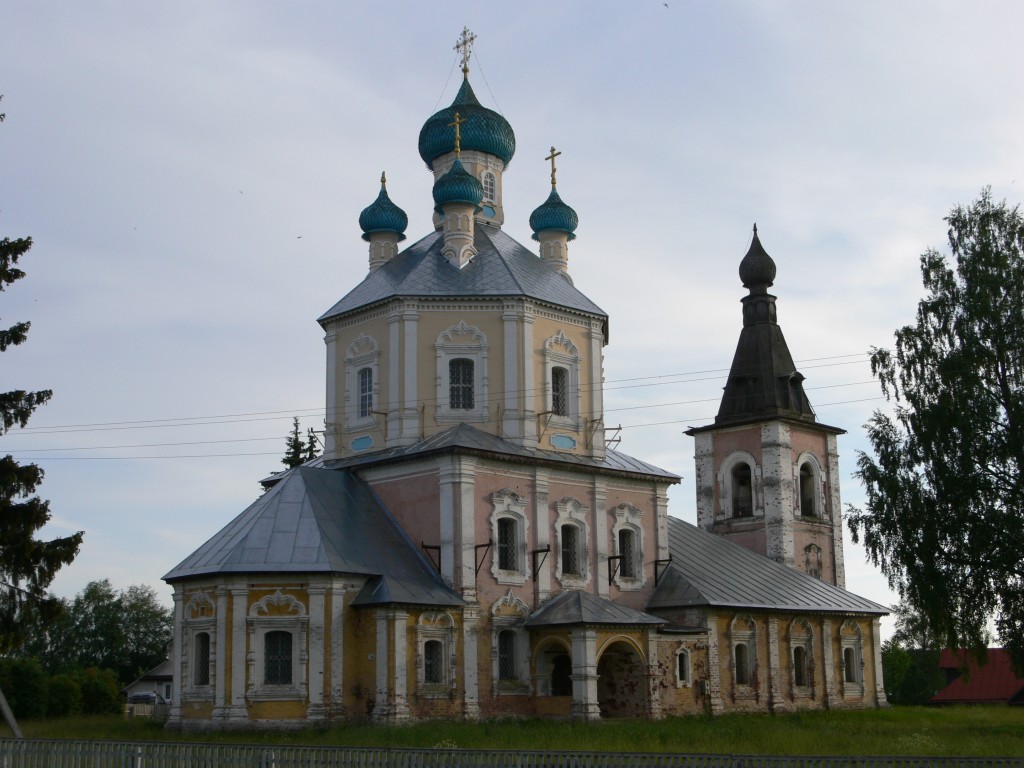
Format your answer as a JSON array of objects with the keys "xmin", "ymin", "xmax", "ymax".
[
  {"xmin": 448, "ymin": 112, "xmax": 466, "ymax": 157},
  {"xmin": 454, "ymin": 27, "xmax": 477, "ymax": 74},
  {"xmin": 545, "ymin": 146, "xmax": 561, "ymax": 188}
]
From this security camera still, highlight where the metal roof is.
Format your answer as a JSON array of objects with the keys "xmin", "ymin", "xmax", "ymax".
[
  {"xmin": 324, "ymin": 423, "xmax": 680, "ymax": 483},
  {"xmin": 163, "ymin": 467, "xmax": 462, "ymax": 608},
  {"xmin": 647, "ymin": 517, "xmax": 888, "ymax": 615},
  {"xmin": 318, "ymin": 224, "xmax": 607, "ymax": 326},
  {"xmin": 525, "ymin": 589, "xmax": 667, "ymax": 628}
]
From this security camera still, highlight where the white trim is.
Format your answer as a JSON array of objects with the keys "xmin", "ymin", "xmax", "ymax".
[
  {"xmin": 554, "ymin": 497, "xmax": 589, "ymax": 588},
  {"xmin": 794, "ymin": 452, "xmax": 824, "ymax": 519},
  {"xmin": 415, "ymin": 612, "xmax": 456, "ymax": 698},
  {"xmin": 543, "ymin": 331, "xmax": 581, "ymax": 431},
  {"xmin": 246, "ymin": 591, "xmax": 308, "ymax": 702},
  {"xmin": 435, "ymin": 321, "xmax": 489, "ymax": 423},
  {"xmin": 718, "ymin": 451, "xmax": 761, "ymax": 519},
  {"xmin": 840, "ymin": 619, "xmax": 865, "ymax": 697},
  {"xmin": 490, "ymin": 489, "xmax": 529, "ymax": 585},
  {"xmin": 610, "ymin": 503, "xmax": 646, "ymax": 590},
  {"xmin": 344, "ymin": 334, "xmax": 380, "ymax": 432},
  {"xmin": 490, "ymin": 591, "xmax": 530, "ymax": 695}
]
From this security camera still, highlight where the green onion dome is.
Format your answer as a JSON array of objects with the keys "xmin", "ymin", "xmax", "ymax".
[
  {"xmin": 529, "ymin": 188, "xmax": 578, "ymax": 242},
  {"xmin": 418, "ymin": 78, "xmax": 516, "ymax": 170},
  {"xmin": 432, "ymin": 158, "xmax": 484, "ymax": 212},
  {"xmin": 359, "ymin": 176, "xmax": 408, "ymax": 242},
  {"xmin": 739, "ymin": 225, "xmax": 776, "ymax": 293}
]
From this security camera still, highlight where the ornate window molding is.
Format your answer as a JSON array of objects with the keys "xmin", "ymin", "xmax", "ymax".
[
  {"xmin": 676, "ymin": 646, "xmax": 692, "ymax": 688},
  {"xmin": 840, "ymin": 619, "xmax": 865, "ymax": 697},
  {"xmin": 490, "ymin": 489, "xmax": 529, "ymax": 585},
  {"xmin": 543, "ymin": 331, "xmax": 580, "ymax": 431},
  {"xmin": 554, "ymin": 497, "xmax": 589, "ymax": 588},
  {"xmin": 718, "ymin": 451, "xmax": 760, "ymax": 519},
  {"xmin": 246, "ymin": 590, "xmax": 308, "ymax": 702},
  {"xmin": 481, "ymin": 171, "xmax": 497, "ymax": 203},
  {"xmin": 795, "ymin": 452, "xmax": 824, "ymax": 518},
  {"xmin": 490, "ymin": 590, "xmax": 530, "ymax": 695},
  {"xmin": 435, "ymin": 321, "xmax": 489, "ymax": 423},
  {"xmin": 344, "ymin": 334, "xmax": 380, "ymax": 432},
  {"xmin": 729, "ymin": 614, "xmax": 758, "ymax": 701},
  {"xmin": 415, "ymin": 612, "xmax": 456, "ymax": 698},
  {"xmin": 788, "ymin": 618, "xmax": 814, "ymax": 698},
  {"xmin": 804, "ymin": 544, "xmax": 824, "ymax": 580},
  {"xmin": 610, "ymin": 503, "xmax": 645, "ymax": 590},
  {"xmin": 181, "ymin": 591, "xmax": 216, "ymax": 701}
]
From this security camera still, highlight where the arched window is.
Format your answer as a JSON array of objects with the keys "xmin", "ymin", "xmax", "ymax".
[
  {"xmin": 732, "ymin": 463, "xmax": 753, "ymax": 517},
  {"xmin": 844, "ymin": 647, "xmax": 857, "ymax": 684},
  {"xmin": 423, "ymin": 639, "xmax": 443, "ymax": 684},
  {"xmin": 482, "ymin": 171, "xmax": 496, "ymax": 202},
  {"xmin": 560, "ymin": 523, "xmax": 581, "ymax": 576},
  {"xmin": 676, "ymin": 648, "xmax": 691, "ymax": 687},
  {"xmin": 264, "ymin": 630, "xmax": 293, "ymax": 685},
  {"xmin": 498, "ymin": 630, "xmax": 518, "ymax": 681},
  {"xmin": 497, "ymin": 517, "xmax": 518, "ymax": 571},
  {"xmin": 794, "ymin": 645, "xmax": 808, "ymax": 687},
  {"xmin": 449, "ymin": 358, "xmax": 474, "ymax": 410},
  {"xmin": 551, "ymin": 366, "xmax": 568, "ymax": 416},
  {"xmin": 193, "ymin": 632, "xmax": 211, "ymax": 686},
  {"xmin": 799, "ymin": 462, "xmax": 816, "ymax": 516},
  {"xmin": 618, "ymin": 528, "xmax": 637, "ymax": 579},
  {"xmin": 358, "ymin": 367, "xmax": 373, "ymax": 419},
  {"xmin": 735, "ymin": 643, "xmax": 750, "ymax": 685}
]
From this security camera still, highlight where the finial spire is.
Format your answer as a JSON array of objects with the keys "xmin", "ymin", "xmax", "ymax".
[
  {"xmin": 380, "ymin": 171, "xmax": 387, "ymax": 189},
  {"xmin": 448, "ymin": 111, "xmax": 465, "ymax": 157},
  {"xmin": 454, "ymin": 27, "xmax": 476, "ymax": 78},
  {"xmin": 545, "ymin": 146, "xmax": 561, "ymax": 189}
]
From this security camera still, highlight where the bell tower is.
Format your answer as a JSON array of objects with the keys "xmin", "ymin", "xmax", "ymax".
[{"xmin": 686, "ymin": 227, "xmax": 847, "ymax": 587}]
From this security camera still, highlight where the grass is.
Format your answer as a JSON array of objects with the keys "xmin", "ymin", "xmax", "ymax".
[{"xmin": 2, "ymin": 707, "xmax": 1023, "ymax": 757}]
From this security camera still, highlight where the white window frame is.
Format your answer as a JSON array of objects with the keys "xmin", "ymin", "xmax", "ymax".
[
  {"xmin": 794, "ymin": 452, "xmax": 824, "ymax": 519},
  {"xmin": 729, "ymin": 614, "xmax": 758, "ymax": 700},
  {"xmin": 181, "ymin": 591, "xmax": 216, "ymax": 701},
  {"xmin": 490, "ymin": 489, "xmax": 529, "ymax": 585},
  {"xmin": 435, "ymin": 321, "xmax": 489, "ymax": 423},
  {"xmin": 675, "ymin": 646, "xmax": 692, "ymax": 688},
  {"xmin": 246, "ymin": 590, "xmax": 308, "ymax": 702},
  {"xmin": 415, "ymin": 612, "xmax": 455, "ymax": 697},
  {"xmin": 543, "ymin": 331, "xmax": 581, "ymax": 431},
  {"xmin": 481, "ymin": 171, "xmax": 497, "ymax": 203},
  {"xmin": 344, "ymin": 334, "xmax": 380, "ymax": 431},
  {"xmin": 490, "ymin": 590, "xmax": 530, "ymax": 695},
  {"xmin": 610, "ymin": 503, "xmax": 646, "ymax": 590},
  {"xmin": 840, "ymin": 619, "xmax": 865, "ymax": 696},
  {"xmin": 718, "ymin": 451, "xmax": 760, "ymax": 520},
  {"xmin": 554, "ymin": 497, "xmax": 589, "ymax": 588},
  {"xmin": 788, "ymin": 618, "xmax": 814, "ymax": 698}
]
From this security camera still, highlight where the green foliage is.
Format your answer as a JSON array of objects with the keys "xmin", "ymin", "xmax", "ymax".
[
  {"xmin": 882, "ymin": 640, "xmax": 945, "ymax": 705},
  {"xmin": 848, "ymin": 188, "xmax": 1024, "ymax": 672},
  {"xmin": 75, "ymin": 667, "xmax": 121, "ymax": 715},
  {"xmin": 282, "ymin": 416, "xmax": 306, "ymax": 469},
  {"xmin": 0, "ymin": 163, "xmax": 83, "ymax": 655},
  {"xmin": 0, "ymin": 657, "xmax": 47, "ymax": 719},
  {"xmin": 45, "ymin": 673, "xmax": 82, "ymax": 718}
]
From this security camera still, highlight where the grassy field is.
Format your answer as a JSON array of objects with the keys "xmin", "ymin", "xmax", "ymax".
[{"xmin": 1, "ymin": 707, "xmax": 1022, "ymax": 757}]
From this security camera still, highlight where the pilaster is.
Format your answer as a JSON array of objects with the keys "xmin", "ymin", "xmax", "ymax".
[
  {"xmin": 766, "ymin": 616, "xmax": 789, "ymax": 712},
  {"xmin": 534, "ymin": 469, "xmax": 552, "ymax": 602},
  {"xmin": 593, "ymin": 481, "xmax": 609, "ymax": 599},
  {"xmin": 387, "ymin": 309, "xmax": 401, "ymax": 447},
  {"xmin": 324, "ymin": 329, "xmax": 338, "ymax": 458},
  {"xmin": 501, "ymin": 304, "xmax": 521, "ymax": 441},
  {"xmin": 371, "ymin": 609, "xmax": 391, "ymax": 723},
  {"xmin": 226, "ymin": 586, "xmax": 249, "ymax": 722},
  {"xmin": 822, "ymin": 619, "xmax": 838, "ymax": 709},
  {"xmin": 306, "ymin": 586, "xmax": 327, "ymax": 722},
  {"xmin": 400, "ymin": 308, "xmax": 419, "ymax": 444},
  {"xmin": 587, "ymin": 320, "xmax": 606, "ymax": 458},
  {"xmin": 693, "ymin": 432, "xmax": 715, "ymax": 529},
  {"xmin": 392, "ymin": 610, "xmax": 410, "ymax": 722},
  {"xmin": 462, "ymin": 604, "xmax": 481, "ymax": 720},
  {"xmin": 521, "ymin": 306, "xmax": 537, "ymax": 447},
  {"xmin": 212, "ymin": 587, "xmax": 229, "ymax": 718},
  {"xmin": 570, "ymin": 628, "xmax": 601, "ymax": 720},
  {"xmin": 761, "ymin": 422, "xmax": 795, "ymax": 567},
  {"xmin": 168, "ymin": 588, "xmax": 184, "ymax": 725},
  {"xmin": 329, "ymin": 584, "xmax": 347, "ymax": 717},
  {"xmin": 704, "ymin": 612, "xmax": 724, "ymax": 714},
  {"xmin": 645, "ymin": 631, "xmax": 664, "ymax": 719},
  {"xmin": 827, "ymin": 434, "xmax": 847, "ymax": 588},
  {"xmin": 871, "ymin": 617, "xmax": 888, "ymax": 707}
]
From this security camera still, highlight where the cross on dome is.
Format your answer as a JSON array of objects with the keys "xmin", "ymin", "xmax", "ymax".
[
  {"xmin": 447, "ymin": 111, "xmax": 466, "ymax": 157},
  {"xmin": 545, "ymin": 146, "xmax": 561, "ymax": 189},
  {"xmin": 454, "ymin": 26, "xmax": 476, "ymax": 75}
]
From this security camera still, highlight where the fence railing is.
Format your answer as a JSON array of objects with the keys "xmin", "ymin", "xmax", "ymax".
[{"xmin": 1, "ymin": 739, "xmax": 1022, "ymax": 768}]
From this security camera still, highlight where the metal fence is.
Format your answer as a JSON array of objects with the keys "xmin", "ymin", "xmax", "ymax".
[{"xmin": 0, "ymin": 740, "xmax": 1022, "ymax": 768}]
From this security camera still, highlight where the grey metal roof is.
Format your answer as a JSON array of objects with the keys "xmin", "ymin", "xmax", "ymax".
[
  {"xmin": 647, "ymin": 517, "xmax": 888, "ymax": 615},
  {"xmin": 163, "ymin": 467, "xmax": 462, "ymax": 608},
  {"xmin": 325, "ymin": 423, "xmax": 680, "ymax": 483},
  {"xmin": 525, "ymin": 589, "xmax": 668, "ymax": 628},
  {"xmin": 318, "ymin": 224, "xmax": 607, "ymax": 325}
]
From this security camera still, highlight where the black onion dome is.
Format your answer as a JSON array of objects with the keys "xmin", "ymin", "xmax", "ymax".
[
  {"xmin": 739, "ymin": 225, "xmax": 777, "ymax": 292},
  {"xmin": 529, "ymin": 188, "xmax": 578, "ymax": 242},
  {"xmin": 418, "ymin": 78, "xmax": 516, "ymax": 169},
  {"xmin": 358, "ymin": 180, "xmax": 409, "ymax": 242},
  {"xmin": 432, "ymin": 159, "xmax": 484, "ymax": 212}
]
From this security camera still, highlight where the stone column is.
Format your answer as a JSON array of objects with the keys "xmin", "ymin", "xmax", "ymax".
[
  {"xmin": 587, "ymin": 319, "xmax": 606, "ymax": 458},
  {"xmin": 392, "ymin": 610, "xmax": 410, "ymax": 722},
  {"xmin": 521, "ymin": 307, "xmax": 537, "ymax": 447},
  {"xmin": 502, "ymin": 303, "xmax": 521, "ymax": 441},
  {"xmin": 822, "ymin": 619, "xmax": 838, "ymax": 709},
  {"xmin": 826, "ymin": 434, "xmax": 847, "ymax": 588},
  {"xmin": 212, "ymin": 587, "xmax": 229, "ymax": 718},
  {"xmin": 387, "ymin": 309, "xmax": 401, "ymax": 447},
  {"xmin": 372, "ymin": 609, "xmax": 391, "ymax": 722},
  {"xmin": 693, "ymin": 433, "xmax": 715, "ymax": 529},
  {"xmin": 871, "ymin": 617, "xmax": 888, "ymax": 707},
  {"xmin": 766, "ymin": 616, "xmax": 789, "ymax": 712},
  {"xmin": 761, "ymin": 422, "xmax": 795, "ymax": 568},
  {"xmin": 534, "ymin": 469, "xmax": 551, "ymax": 602},
  {"xmin": 593, "ymin": 482, "xmax": 609, "ymax": 598},
  {"xmin": 168, "ymin": 588, "xmax": 184, "ymax": 725},
  {"xmin": 704, "ymin": 612, "xmax": 724, "ymax": 715},
  {"xmin": 462, "ymin": 604, "xmax": 481, "ymax": 720},
  {"xmin": 400, "ymin": 307, "xmax": 419, "ymax": 444},
  {"xmin": 456, "ymin": 456, "xmax": 478, "ymax": 598},
  {"xmin": 329, "ymin": 584, "xmax": 347, "ymax": 718},
  {"xmin": 306, "ymin": 586, "xmax": 327, "ymax": 722},
  {"xmin": 226, "ymin": 586, "xmax": 249, "ymax": 722},
  {"xmin": 571, "ymin": 628, "xmax": 601, "ymax": 720},
  {"xmin": 645, "ymin": 631, "xmax": 664, "ymax": 719}
]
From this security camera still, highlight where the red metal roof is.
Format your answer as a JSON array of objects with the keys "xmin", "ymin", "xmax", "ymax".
[{"xmin": 931, "ymin": 648, "xmax": 1024, "ymax": 705}]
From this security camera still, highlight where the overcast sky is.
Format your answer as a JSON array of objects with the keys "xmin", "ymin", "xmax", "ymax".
[{"xmin": 3, "ymin": 1, "xmax": 1022, "ymax": 638}]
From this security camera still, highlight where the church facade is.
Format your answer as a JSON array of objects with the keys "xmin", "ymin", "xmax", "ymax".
[{"xmin": 164, "ymin": 37, "xmax": 887, "ymax": 728}]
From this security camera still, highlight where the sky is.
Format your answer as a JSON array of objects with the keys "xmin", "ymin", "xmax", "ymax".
[{"xmin": 2, "ymin": 1, "xmax": 1022, "ymax": 639}]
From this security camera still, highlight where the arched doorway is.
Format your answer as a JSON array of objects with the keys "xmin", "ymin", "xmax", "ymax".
[
  {"xmin": 596, "ymin": 640, "xmax": 647, "ymax": 718},
  {"xmin": 535, "ymin": 640, "xmax": 573, "ymax": 697}
]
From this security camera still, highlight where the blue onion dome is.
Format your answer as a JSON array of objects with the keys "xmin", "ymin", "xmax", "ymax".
[
  {"xmin": 739, "ymin": 224, "xmax": 776, "ymax": 293},
  {"xmin": 359, "ymin": 173, "xmax": 408, "ymax": 242},
  {"xmin": 432, "ymin": 158, "xmax": 484, "ymax": 212},
  {"xmin": 529, "ymin": 188, "xmax": 578, "ymax": 241},
  {"xmin": 418, "ymin": 77, "xmax": 516, "ymax": 169}
]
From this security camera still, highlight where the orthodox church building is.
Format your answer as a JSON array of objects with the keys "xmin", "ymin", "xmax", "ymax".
[{"xmin": 164, "ymin": 35, "xmax": 887, "ymax": 728}]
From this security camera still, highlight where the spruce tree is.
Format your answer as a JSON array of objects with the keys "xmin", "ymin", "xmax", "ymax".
[{"xmin": 281, "ymin": 416, "xmax": 306, "ymax": 469}]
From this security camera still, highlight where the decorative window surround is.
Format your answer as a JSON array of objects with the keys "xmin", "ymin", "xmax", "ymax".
[
  {"xmin": 490, "ymin": 590, "xmax": 530, "ymax": 695},
  {"xmin": 794, "ymin": 452, "xmax": 825, "ymax": 519},
  {"xmin": 729, "ymin": 614, "xmax": 758, "ymax": 702},
  {"xmin": 718, "ymin": 452, "xmax": 761, "ymax": 520},
  {"xmin": 676, "ymin": 646, "xmax": 692, "ymax": 688},
  {"xmin": 246, "ymin": 590, "xmax": 308, "ymax": 702},
  {"xmin": 543, "ymin": 331, "xmax": 581, "ymax": 431},
  {"xmin": 554, "ymin": 497, "xmax": 590, "ymax": 588},
  {"xmin": 490, "ymin": 489, "xmax": 529, "ymax": 585},
  {"xmin": 435, "ymin": 321, "xmax": 489, "ymax": 423},
  {"xmin": 481, "ymin": 171, "xmax": 497, "ymax": 203},
  {"xmin": 415, "ymin": 612, "xmax": 456, "ymax": 698},
  {"xmin": 840, "ymin": 620, "xmax": 865, "ymax": 697},
  {"xmin": 788, "ymin": 618, "xmax": 814, "ymax": 698},
  {"xmin": 610, "ymin": 504, "xmax": 645, "ymax": 590},
  {"xmin": 344, "ymin": 334, "xmax": 380, "ymax": 432},
  {"xmin": 804, "ymin": 544, "xmax": 824, "ymax": 580},
  {"xmin": 181, "ymin": 591, "xmax": 216, "ymax": 701}
]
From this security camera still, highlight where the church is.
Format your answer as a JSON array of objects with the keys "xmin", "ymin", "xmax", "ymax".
[{"xmin": 163, "ymin": 33, "xmax": 887, "ymax": 728}]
